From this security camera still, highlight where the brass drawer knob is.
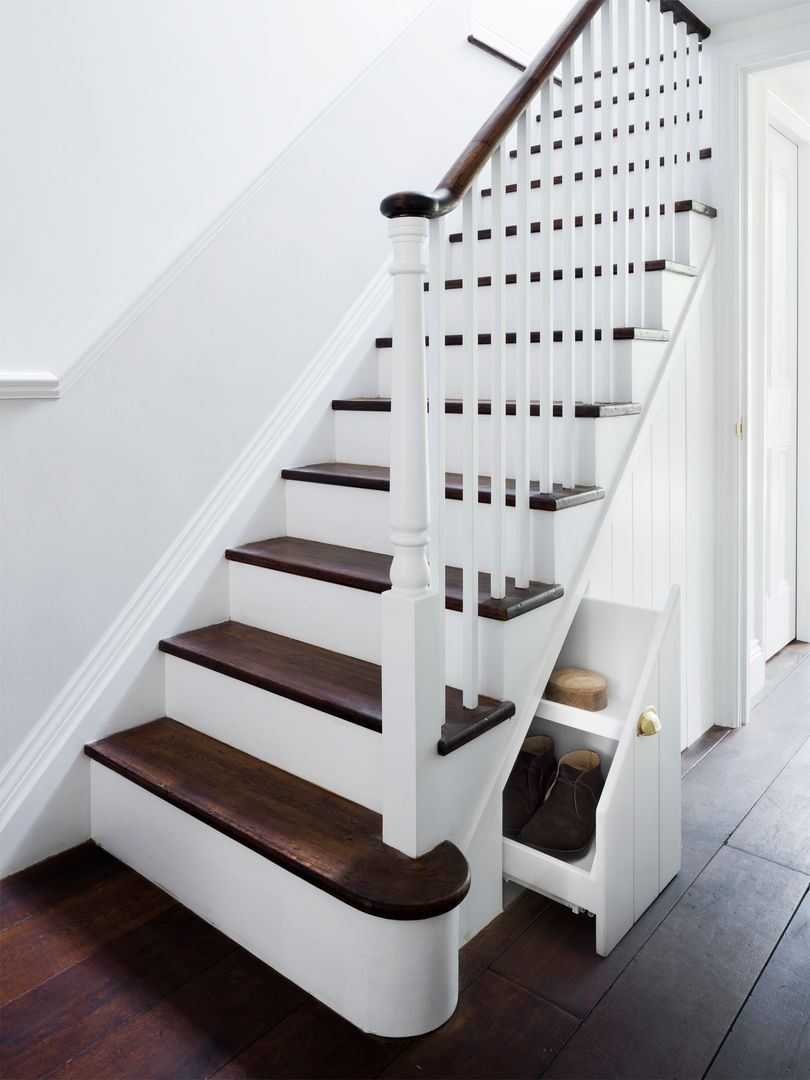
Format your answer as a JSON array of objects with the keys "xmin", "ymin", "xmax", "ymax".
[{"xmin": 637, "ymin": 706, "xmax": 662, "ymax": 736}]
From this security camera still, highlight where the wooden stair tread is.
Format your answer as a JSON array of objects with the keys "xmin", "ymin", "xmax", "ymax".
[
  {"xmin": 331, "ymin": 398, "xmax": 642, "ymax": 419},
  {"xmin": 159, "ymin": 621, "xmax": 515, "ymax": 753},
  {"xmin": 226, "ymin": 537, "xmax": 564, "ymax": 622},
  {"xmin": 84, "ymin": 718, "xmax": 470, "ymax": 920},
  {"xmin": 374, "ymin": 328, "xmax": 669, "ymax": 347},
  {"xmin": 281, "ymin": 462, "xmax": 605, "ymax": 512}
]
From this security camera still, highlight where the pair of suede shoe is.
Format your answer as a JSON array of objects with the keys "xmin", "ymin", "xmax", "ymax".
[{"xmin": 502, "ymin": 735, "xmax": 605, "ymax": 854}]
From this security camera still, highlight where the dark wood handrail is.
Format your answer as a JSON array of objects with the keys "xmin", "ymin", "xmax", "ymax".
[{"xmin": 380, "ymin": 0, "xmax": 709, "ymax": 221}]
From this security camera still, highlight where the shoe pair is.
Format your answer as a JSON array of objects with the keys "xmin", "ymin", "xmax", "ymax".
[{"xmin": 503, "ymin": 736, "xmax": 604, "ymax": 854}]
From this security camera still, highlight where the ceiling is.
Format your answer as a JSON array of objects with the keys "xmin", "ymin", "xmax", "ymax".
[{"xmin": 692, "ymin": 0, "xmax": 809, "ymax": 27}]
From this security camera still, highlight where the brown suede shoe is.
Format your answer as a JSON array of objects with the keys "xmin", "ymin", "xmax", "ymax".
[
  {"xmin": 518, "ymin": 750, "xmax": 604, "ymax": 854},
  {"xmin": 502, "ymin": 735, "xmax": 557, "ymax": 838}
]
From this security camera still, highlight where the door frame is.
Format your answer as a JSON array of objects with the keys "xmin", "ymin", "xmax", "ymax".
[{"xmin": 709, "ymin": 15, "xmax": 810, "ymax": 726}]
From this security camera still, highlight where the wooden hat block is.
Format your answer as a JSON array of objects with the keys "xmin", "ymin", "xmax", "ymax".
[{"xmin": 544, "ymin": 667, "xmax": 608, "ymax": 711}]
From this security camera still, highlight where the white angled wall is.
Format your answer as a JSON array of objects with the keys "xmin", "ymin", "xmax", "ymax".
[
  {"xmin": 0, "ymin": 0, "xmax": 516, "ymax": 788},
  {"xmin": 588, "ymin": 294, "xmax": 717, "ymax": 749}
]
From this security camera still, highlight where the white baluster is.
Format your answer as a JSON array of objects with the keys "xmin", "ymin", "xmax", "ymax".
[
  {"xmin": 648, "ymin": 0, "xmax": 663, "ymax": 262},
  {"xmin": 428, "ymin": 216, "xmax": 446, "ymax": 597},
  {"xmin": 561, "ymin": 50, "xmax": 576, "ymax": 489},
  {"xmin": 516, "ymin": 108, "xmax": 532, "ymax": 589},
  {"xmin": 598, "ymin": 0, "xmax": 615, "ymax": 401},
  {"xmin": 631, "ymin": 0, "xmax": 648, "ymax": 327},
  {"xmin": 581, "ymin": 21, "xmax": 597, "ymax": 404},
  {"xmin": 490, "ymin": 146, "xmax": 507, "ymax": 600},
  {"xmin": 462, "ymin": 187, "xmax": 479, "ymax": 707},
  {"xmin": 382, "ymin": 216, "xmax": 445, "ymax": 859},
  {"xmin": 539, "ymin": 77, "xmax": 555, "ymax": 494},
  {"xmin": 675, "ymin": 19, "xmax": 689, "ymax": 210},
  {"xmin": 660, "ymin": 6, "xmax": 677, "ymax": 258},
  {"xmin": 614, "ymin": 0, "xmax": 630, "ymax": 329},
  {"xmin": 687, "ymin": 34, "xmax": 701, "ymax": 204}
]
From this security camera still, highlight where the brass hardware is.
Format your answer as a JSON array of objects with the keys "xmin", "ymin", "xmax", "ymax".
[
  {"xmin": 637, "ymin": 706, "xmax": 662, "ymax": 736},
  {"xmin": 736, "ymin": 417, "xmax": 744, "ymax": 440}
]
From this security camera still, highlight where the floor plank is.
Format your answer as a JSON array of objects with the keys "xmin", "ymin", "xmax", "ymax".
[
  {"xmin": 706, "ymin": 890, "xmax": 810, "ymax": 1079},
  {"xmin": 458, "ymin": 889, "xmax": 550, "ymax": 992},
  {"xmin": 0, "ymin": 865, "xmax": 175, "ymax": 1006},
  {"xmin": 47, "ymin": 948, "xmax": 308, "ymax": 1079},
  {"xmin": 0, "ymin": 842, "xmax": 119, "ymax": 933},
  {"xmin": 728, "ymin": 734, "xmax": 810, "ymax": 874},
  {"xmin": 0, "ymin": 904, "xmax": 237, "ymax": 1079},
  {"xmin": 212, "ymin": 999, "xmax": 406, "ymax": 1080},
  {"xmin": 379, "ymin": 971, "xmax": 579, "ymax": 1079},
  {"xmin": 680, "ymin": 726, "xmax": 731, "ymax": 777},
  {"xmin": 543, "ymin": 846, "xmax": 810, "ymax": 1079}
]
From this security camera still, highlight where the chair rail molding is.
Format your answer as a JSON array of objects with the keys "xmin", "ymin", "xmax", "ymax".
[{"xmin": 0, "ymin": 372, "xmax": 61, "ymax": 399}]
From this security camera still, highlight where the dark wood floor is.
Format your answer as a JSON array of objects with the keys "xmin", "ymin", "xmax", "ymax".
[{"xmin": 2, "ymin": 643, "xmax": 808, "ymax": 1080}]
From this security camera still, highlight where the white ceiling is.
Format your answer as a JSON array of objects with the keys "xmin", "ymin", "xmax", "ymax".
[{"xmin": 692, "ymin": 0, "xmax": 808, "ymax": 27}]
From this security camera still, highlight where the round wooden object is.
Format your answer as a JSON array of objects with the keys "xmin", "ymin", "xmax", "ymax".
[{"xmin": 545, "ymin": 667, "xmax": 608, "ymax": 711}]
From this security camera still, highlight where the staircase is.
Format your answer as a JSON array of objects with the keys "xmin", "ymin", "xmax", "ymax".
[{"xmin": 85, "ymin": 0, "xmax": 716, "ymax": 1038}]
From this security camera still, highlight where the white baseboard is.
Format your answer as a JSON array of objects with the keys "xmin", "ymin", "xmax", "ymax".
[{"xmin": 0, "ymin": 262, "xmax": 392, "ymax": 876}]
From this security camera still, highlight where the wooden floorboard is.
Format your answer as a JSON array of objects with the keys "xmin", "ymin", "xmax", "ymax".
[
  {"xmin": 542, "ymin": 846, "xmax": 810, "ymax": 1079},
  {"xmin": 1, "ymin": 655, "xmax": 809, "ymax": 1079},
  {"xmin": 706, "ymin": 890, "xmax": 810, "ymax": 1080}
]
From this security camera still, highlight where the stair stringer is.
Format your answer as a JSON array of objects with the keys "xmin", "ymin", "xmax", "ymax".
[{"xmin": 455, "ymin": 239, "xmax": 717, "ymax": 943}]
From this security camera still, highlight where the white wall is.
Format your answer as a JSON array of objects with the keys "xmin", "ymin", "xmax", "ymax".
[
  {"xmin": 0, "ymin": 0, "xmax": 434, "ymax": 377},
  {"xmin": 0, "ymin": 1, "xmax": 516, "ymax": 789},
  {"xmin": 472, "ymin": 0, "xmax": 575, "ymax": 65}
]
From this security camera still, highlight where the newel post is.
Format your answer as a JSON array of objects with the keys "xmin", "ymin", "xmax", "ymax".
[{"xmin": 381, "ymin": 217, "xmax": 446, "ymax": 858}]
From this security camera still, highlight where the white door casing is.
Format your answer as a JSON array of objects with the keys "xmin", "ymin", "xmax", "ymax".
[{"xmin": 763, "ymin": 125, "xmax": 799, "ymax": 660}]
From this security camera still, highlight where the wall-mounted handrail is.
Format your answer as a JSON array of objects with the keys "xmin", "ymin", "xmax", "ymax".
[{"xmin": 379, "ymin": 0, "xmax": 709, "ymax": 222}]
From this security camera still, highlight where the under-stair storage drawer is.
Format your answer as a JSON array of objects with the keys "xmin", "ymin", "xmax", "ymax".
[{"xmin": 503, "ymin": 589, "xmax": 681, "ymax": 955}]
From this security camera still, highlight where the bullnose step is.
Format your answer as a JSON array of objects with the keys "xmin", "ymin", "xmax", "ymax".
[
  {"xmin": 281, "ymin": 462, "xmax": 605, "ymax": 512},
  {"xmin": 226, "ymin": 536, "xmax": 564, "ymax": 621},
  {"xmin": 84, "ymin": 718, "xmax": 470, "ymax": 920},
  {"xmin": 158, "ymin": 621, "xmax": 515, "ymax": 754}
]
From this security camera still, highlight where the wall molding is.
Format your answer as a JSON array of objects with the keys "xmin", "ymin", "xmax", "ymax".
[
  {"xmin": 5, "ymin": 0, "xmax": 438, "ymax": 403},
  {"xmin": 0, "ymin": 371, "xmax": 61, "ymax": 399},
  {"xmin": 469, "ymin": 20, "xmax": 533, "ymax": 70},
  {"xmin": 0, "ymin": 260, "xmax": 393, "ymax": 867}
]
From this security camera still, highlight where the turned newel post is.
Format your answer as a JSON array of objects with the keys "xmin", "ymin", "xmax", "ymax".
[
  {"xmin": 387, "ymin": 217, "xmax": 431, "ymax": 595},
  {"xmin": 381, "ymin": 216, "xmax": 446, "ymax": 859}
]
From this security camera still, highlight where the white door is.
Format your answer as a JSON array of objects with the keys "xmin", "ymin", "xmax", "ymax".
[{"xmin": 763, "ymin": 125, "xmax": 799, "ymax": 660}]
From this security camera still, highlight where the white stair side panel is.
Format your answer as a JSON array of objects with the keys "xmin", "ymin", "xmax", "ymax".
[
  {"xmin": 90, "ymin": 764, "xmax": 459, "ymax": 1038},
  {"xmin": 164, "ymin": 655, "xmax": 383, "ymax": 812},
  {"xmin": 285, "ymin": 477, "xmax": 601, "ymax": 585},
  {"xmin": 334, "ymin": 409, "xmax": 640, "ymax": 488},
  {"xmin": 644, "ymin": 268, "xmax": 694, "ymax": 330}
]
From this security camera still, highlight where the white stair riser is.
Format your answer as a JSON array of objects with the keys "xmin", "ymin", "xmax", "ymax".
[
  {"xmin": 284, "ymin": 478, "xmax": 601, "ymax": 584},
  {"xmin": 334, "ymin": 409, "xmax": 638, "ymax": 487},
  {"xmin": 379, "ymin": 337, "xmax": 663, "ymax": 403},
  {"xmin": 229, "ymin": 560, "xmax": 559, "ymax": 699},
  {"xmin": 90, "ymin": 765, "xmax": 459, "ymax": 1037},
  {"xmin": 164, "ymin": 654, "xmax": 383, "ymax": 812}
]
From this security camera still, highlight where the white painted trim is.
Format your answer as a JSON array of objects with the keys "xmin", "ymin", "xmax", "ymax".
[
  {"xmin": 708, "ymin": 17, "xmax": 810, "ymax": 725},
  {"xmin": 798, "ymin": 138, "xmax": 810, "ymax": 642},
  {"xmin": 12, "ymin": 0, "xmax": 438, "ymax": 400},
  {"xmin": 0, "ymin": 371, "xmax": 61, "ymax": 399},
  {"xmin": 469, "ymin": 20, "xmax": 533, "ymax": 68},
  {"xmin": 0, "ymin": 262, "xmax": 392, "ymax": 870}
]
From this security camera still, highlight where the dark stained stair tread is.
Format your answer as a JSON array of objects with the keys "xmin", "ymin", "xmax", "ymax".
[
  {"xmin": 423, "ymin": 260, "xmax": 696, "ymax": 288},
  {"xmin": 159, "ymin": 621, "xmax": 515, "ymax": 753},
  {"xmin": 281, "ymin": 462, "xmax": 605, "ymax": 511},
  {"xmin": 226, "ymin": 537, "xmax": 564, "ymax": 621},
  {"xmin": 331, "ymin": 398, "xmax": 642, "ymax": 419},
  {"xmin": 84, "ymin": 718, "xmax": 470, "ymax": 920}
]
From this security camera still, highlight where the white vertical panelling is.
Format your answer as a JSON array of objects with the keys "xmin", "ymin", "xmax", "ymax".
[
  {"xmin": 612, "ymin": 480, "xmax": 634, "ymax": 600},
  {"xmin": 660, "ymin": 9, "xmax": 677, "ymax": 258},
  {"xmin": 561, "ymin": 49, "xmax": 576, "ymax": 490},
  {"xmin": 598, "ymin": 2, "xmax": 615, "ymax": 400},
  {"xmin": 684, "ymin": 315, "xmax": 703, "ymax": 741},
  {"xmin": 614, "ymin": 0, "xmax": 630, "ymax": 328},
  {"xmin": 489, "ymin": 147, "xmax": 507, "ymax": 599},
  {"xmin": 540, "ymin": 77, "xmax": 555, "ymax": 493},
  {"xmin": 516, "ymin": 109, "xmax": 532, "ymax": 587},
  {"xmin": 462, "ymin": 187, "xmax": 480, "ymax": 707},
  {"xmin": 632, "ymin": 439, "xmax": 653, "ymax": 607},
  {"xmin": 651, "ymin": 384, "xmax": 671, "ymax": 610},
  {"xmin": 581, "ymin": 22, "xmax": 597, "ymax": 404},
  {"xmin": 428, "ymin": 216, "xmax": 447, "ymax": 598}
]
